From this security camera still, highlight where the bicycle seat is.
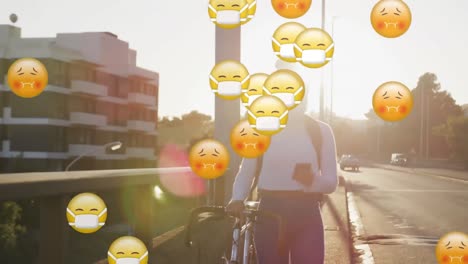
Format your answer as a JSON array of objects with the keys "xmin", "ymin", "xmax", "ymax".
[{"xmin": 244, "ymin": 201, "xmax": 259, "ymax": 210}]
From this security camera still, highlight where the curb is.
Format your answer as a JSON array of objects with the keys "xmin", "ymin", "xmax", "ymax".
[{"xmin": 341, "ymin": 175, "xmax": 376, "ymax": 264}]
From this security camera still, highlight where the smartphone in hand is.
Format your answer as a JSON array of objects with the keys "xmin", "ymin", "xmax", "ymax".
[{"xmin": 292, "ymin": 163, "xmax": 314, "ymax": 187}]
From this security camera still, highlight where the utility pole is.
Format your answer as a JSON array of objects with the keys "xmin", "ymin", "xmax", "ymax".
[
  {"xmin": 319, "ymin": 0, "xmax": 326, "ymax": 121},
  {"xmin": 419, "ymin": 87, "xmax": 424, "ymax": 159},
  {"xmin": 425, "ymin": 92, "xmax": 430, "ymax": 160}
]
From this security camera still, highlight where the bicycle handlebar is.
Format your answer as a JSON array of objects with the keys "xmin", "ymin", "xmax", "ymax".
[{"xmin": 184, "ymin": 205, "xmax": 285, "ymax": 251}]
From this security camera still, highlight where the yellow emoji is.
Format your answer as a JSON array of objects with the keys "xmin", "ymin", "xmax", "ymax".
[
  {"xmin": 189, "ymin": 139, "xmax": 230, "ymax": 179},
  {"xmin": 435, "ymin": 232, "xmax": 468, "ymax": 264},
  {"xmin": 272, "ymin": 22, "xmax": 307, "ymax": 62},
  {"xmin": 372, "ymin": 81, "xmax": 413, "ymax": 122},
  {"xmin": 108, "ymin": 236, "xmax": 149, "ymax": 264},
  {"xmin": 271, "ymin": 0, "xmax": 312, "ymax": 19},
  {"xmin": 371, "ymin": 0, "xmax": 412, "ymax": 38},
  {"xmin": 66, "ymin": 193, "xmax": 107, "ymax": 234},
  {"xmin": 247, "ymin": 95, "xmax": 289, "ymax": 136},
  {"xmin": 208, "ymin": 0, "xmax": 249, "ymax": 29},
  {"xmin": 230, "ymin": 119, "xmax": 271, "ymax": 158},
  {"xmin": 7, "ymin": 58, "xmax": 48, "ymax": 98},
  {"xmin": 210, "ymin": 60, "xmax": 250, "ymax": 100},
  {"xmin": 241, "ymin": 73, "xmax": 268, "ymax": 108},
  {"xmin": 244, "ymin": 0, "xmax": 257, "ymax": 23},
  {"xmin": 294, "ymin": 28, "xmax": 334, "ymax": 68},
  {"xmin": 263, "ymin": 69, "xmax": 305, "ymax": 110}
]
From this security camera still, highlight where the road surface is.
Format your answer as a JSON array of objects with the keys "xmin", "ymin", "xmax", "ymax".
[{"xmin": 343, "ymin": 166, "xmax": 468, "ymax": 264}]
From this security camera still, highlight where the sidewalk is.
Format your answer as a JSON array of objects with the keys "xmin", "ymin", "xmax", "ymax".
[{"xmin": 373, "ymin": 163, "xmax": 468, "ymax": 181}]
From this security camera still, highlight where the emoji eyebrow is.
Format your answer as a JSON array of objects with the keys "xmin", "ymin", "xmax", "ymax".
[
  {"xmin": 445, "ymin": 241, "xmax": 451, "ymax": 246},
  {"xmin": 240, "ymin": 128, "xmax": 245, "ymax": 133},
  {"xmin": 16, "ymin": 67, "xmax": 22, "ymax": 73},
  {"xmin": 462, "ymin": 242, "xmax": 466, "ymax": 246},
  {"xmin": 398, "ymin": 91, "xmax": 403, "ymax": 96},
  {"xmin": 396, "ymin": 8, "xmax": 401, "ymax": 13},
  {"xmin": 33, "ymin": 67, "xmax": 38, "ymax": 73},
  {"xmin": 198, "ymin": 149, "xmax": 204, "ymax": 154},
  {"xmin": 380, "ymin": 8, "xmax": 386, "ymax": 13},
  {"xmin": 382, "ymin": 91, "xmax": 387, "ymax": 96},
  {"xmin": 214, "ymin": 148, "xmax": 220, "ymax": 154}
]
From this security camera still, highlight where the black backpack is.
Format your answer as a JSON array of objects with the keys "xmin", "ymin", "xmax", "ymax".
[{"xmin": 248, "ymin": 116, "xmax": 323, "ymax": 198}]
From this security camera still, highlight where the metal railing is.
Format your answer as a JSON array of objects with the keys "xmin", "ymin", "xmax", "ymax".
[{"xmin": 0, "ymin": 167, "xmax": 192, "ymax": 264}]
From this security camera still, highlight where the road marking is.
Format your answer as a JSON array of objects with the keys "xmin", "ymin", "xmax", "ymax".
[{"xmin": 346, "ymin": 191, "xmax": 376, "ymax": 264}]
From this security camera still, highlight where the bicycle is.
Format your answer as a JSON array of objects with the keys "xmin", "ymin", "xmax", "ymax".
[{"xmin": 185, "ymin": 202, "xmax": 284, "ymax": 264}]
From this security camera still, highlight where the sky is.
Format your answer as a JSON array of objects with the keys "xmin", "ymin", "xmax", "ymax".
[{"xmin": 1, "ymin": 0, "xmax": 467, "ymax": 120}]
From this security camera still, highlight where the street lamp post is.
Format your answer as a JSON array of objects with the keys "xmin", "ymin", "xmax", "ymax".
[
  {"xmin": 319, "ymin": 0, "xmax": 326, "ymax": 121},
  {"xmin": 65, "ymin": 141, "xmax": 122, "ymax": 171},
  {"xmin": 330, "ymin": 16, "xmax": 340, "ymax": 124}
]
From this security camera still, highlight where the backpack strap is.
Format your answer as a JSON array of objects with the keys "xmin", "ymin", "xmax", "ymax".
[{"xmin": 304, "ymin": 116, "xmax": 323, "ymax": 171}]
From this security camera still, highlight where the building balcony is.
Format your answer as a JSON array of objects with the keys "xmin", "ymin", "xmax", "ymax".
[
  {"xmin": 68, "ymin": 144, "xmax": 103, "ymax": 157},
  {"xmin": 126, "ymin": 147, "xmax": 155, "ymax": 158},
  {"xmin": 128, "ymin": 92, "xmax": 156, "ymax": 106},
  {"xmin": 70, "ymin": 112, "xmax": 107, "ymax": 127},
  {"xmin": 71, "ymin": 80, "xmax": 107, "ymax": 97},
  {"xmin": 127, "ymin": 120, "xmax": 155, "ymax": 132}
]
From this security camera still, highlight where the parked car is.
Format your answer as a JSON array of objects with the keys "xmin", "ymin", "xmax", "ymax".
[
  {"xmin": 339, "ymin": 155, "xmax": 360, "ymax": 171},
  {"xmin": 390, "ymin": 153, "xmax": 408, "ymax": 166}
]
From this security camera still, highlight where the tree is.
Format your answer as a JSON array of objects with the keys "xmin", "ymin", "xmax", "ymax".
[
  {"xmin": 433, "ymin": 116, "xmax": 468, "ymax": 166},
  {"xmin": 0, "ymin": 201, "xmax": 26, "ymax": 255}
]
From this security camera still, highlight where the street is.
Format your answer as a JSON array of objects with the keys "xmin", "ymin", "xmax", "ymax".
[{"xmin": 343, "ymin": 166, "xmax": 468, "ymax": 264}]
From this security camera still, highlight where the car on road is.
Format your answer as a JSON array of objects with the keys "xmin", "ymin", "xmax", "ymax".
[
  {"xmin": 339, "ymin": 155, "xmax": 360, "ymax": 171},
  {"xmin": 390, "ymin": 153, "xmax": 408, "ymax": 166}
]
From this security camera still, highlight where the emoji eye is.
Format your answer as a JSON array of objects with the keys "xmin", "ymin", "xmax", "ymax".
[
  {"xmin": 233, "ymin": 75, "xmax": 241, "ymax": 78},
  {"xmin": 256, "ymin": 110, "xmax": 265, "ymax": 114},
  {"xmin": 379, "ymin": 8, "xmax": 387, "ymax": 16},
  {"xmin": 240, "ymin": 133, "xmax": 247, "ymax": 136},
  {"xmin": 131, "ymin": 252, "xmax": 139, "ymax": 255},
  {"xmin": 217, "ymin": 4, "xmax": 225, "ymax": 7},
  {"xmin": 218, "ymin": 75, "xmax": 226, "ymax": 78},
  {"xmin": 232, "ymin": 4, "xmax": 240, "ymax": 7},
  {"xmin": 30, "ymin": 72, "xmax": 37, "ymax": 75},
  {"xmin": 302, "ymin": 43, "xmax": 311, "ymax": 47},
  {"xmin": 199, "ymin": 153, "xmax": 206, "ymax": 157},
  {"xmin": 381, "ymin": 12, "xmax": 388, "ymax": 16},
  {"xmin": 212, "ymin": 153, "xmax": 219, "ymax": 157},
  {"xmin": 394, "ymin": 12, "xmax": 400, "ymax": 16},
  {"xmin": 317, "ymin": 43, "xmax": 325, "ymax": 47},
  {"xmin": 281, "ymin": 37, "xmax": 289, "ymax": 41},
  {"xmin": 286, "ymin": 87, "xmax": 294, "ymax": 90},
  {"xmin": 248, "ymin": 88, "xmax": 257, "ymax": 92},
  {"xmin": 117, "ymin": 252, "xmax": 125, "ymax": 255},
  {"xmin": 271, "ymin": 87, "xmax": 280, "ymax": 90},
  {"xmin": 253, "ymin": 133, "xmax": 260, "ymax": 136},
  {"xmin": 90, "ymin": 208, "xmax": 98, "ymax": 211},
  {"xmin": 459, "ymin": 246, "xmax": 464, "ymax": 249},
  {"xmin": 272, "ymin": 110, "xmax": 279, "ymax": 114},
  {"xmin": 75, "ymin": 208, "xmax": 84, "ymax": 211}
]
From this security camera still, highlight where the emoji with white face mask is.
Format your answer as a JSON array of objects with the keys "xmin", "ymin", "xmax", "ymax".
[
  {"xmin": 208, "ymin": 0, "xmax": 249, "ymax": 29},
  {"xmin": 271, "ymin": 0, "xmax": 312, "ymax": 19},
  {"xmin": 263, "ymin": 69, "xmax": 305, "ymax": 110},
  {"xmin": 108, "ymin": 236, "xmax": 149, "ymax": 264},
  {"xmin": 248, "ymin": 95, "xmax": 289, "ymax": 136},
  {"xmin": 294, "ymin": 28, "xmax": 334, "ymax": 68},
  {"xmin": 66, "ymin": 193, "xmax": 107, "ymax": 234},
  {"xmin": 371, "ymin": 0, "xmax": 412, "ymax": 38},
  {"xmin": 189, "ymin": 139, "xmax": 230, "ymax": 179},
  {"xmin": 241, "ymin": 73, "xmax": 268, "ymax": 108},
  {"xmin": 435, "ymin": 232, "xmax": 468, "ymax": 264},
  {"xmin": 372, "ymin": 81, "xmax": 413, "ymax": 122},
  {"xmin": 7, "ymin": 58, "xmax": 48, "ymax": 98},
  {"xmin": 230, "ymin": 119, "xmax": 271, "ymax": 158},
  {"xmin": 243, "ymin": 0, "xmax": 257, "ymax": 23},
  {"xmin": 210, "ymin": 60, "xmax": 250, "ymax": 100},
  {"xmin": 272, "ymin": 22, "xmax": 307, "ymax": 62}
]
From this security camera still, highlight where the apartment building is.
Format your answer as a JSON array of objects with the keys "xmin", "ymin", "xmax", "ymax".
[{"xmin": 0, "ymin": 25, "xmax": 158, "ymax": 172}]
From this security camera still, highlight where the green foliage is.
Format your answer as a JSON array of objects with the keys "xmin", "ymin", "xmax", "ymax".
[
  {"xmin": 434, "ymin": 116, "xmax": 468, "ymax": 164},
  {"xmin": 0, "ymin": 201, "xmax": 26, "ymax": 251}
]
